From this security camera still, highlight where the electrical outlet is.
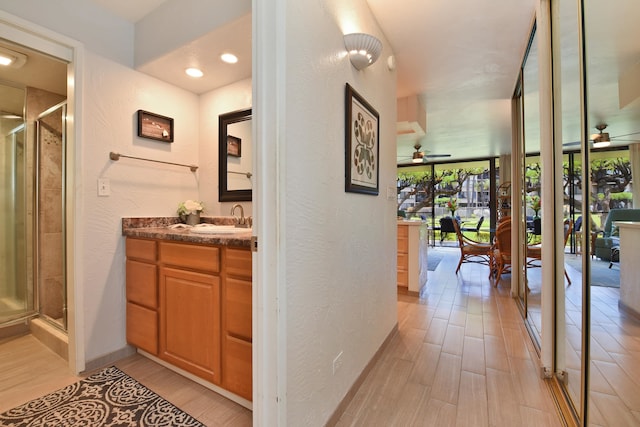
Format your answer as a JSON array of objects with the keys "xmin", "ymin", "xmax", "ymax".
[
  {"xmin": 332, "ymin": 351, "xmax": 343, "ymax": 375},
  {"xmin": 98, "ymin": 178, "xmax": 110, "ymax": 196}
]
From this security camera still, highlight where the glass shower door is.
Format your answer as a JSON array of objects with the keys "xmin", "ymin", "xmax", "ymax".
[
  {"xmin": 0, "ymin": 84, "xmax": 32, "ymax": 324},
  {"xmin": 36, "ymin": 102, "xmax": 67, "ymax": 330}
]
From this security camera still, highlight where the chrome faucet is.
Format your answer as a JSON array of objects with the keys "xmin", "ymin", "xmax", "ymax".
[{"xmin": 231, "ymin": 204, "xmax": 250, "ymax": 228}]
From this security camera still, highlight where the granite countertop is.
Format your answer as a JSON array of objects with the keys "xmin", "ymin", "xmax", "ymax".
[{"xmin": 122, "ymin": 217, "xmax": 252, "ymax": 248}]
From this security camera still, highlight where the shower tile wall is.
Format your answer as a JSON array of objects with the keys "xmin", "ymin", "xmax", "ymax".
[{"xmin": 26, "ymin": 88, "xmax": 65, "ymax": 321}]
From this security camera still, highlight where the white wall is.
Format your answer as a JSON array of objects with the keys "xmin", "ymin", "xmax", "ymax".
[
  {"xmin": 81, "ymin": 51, "xmax": 200, "ymax": 361},
  {"xmin": 199, "ymin": 78, "xmax": 253, "ymax": 216},
  {"xmin": 273, "ymin": 0, "xmax": 398, "ymax": 424}
]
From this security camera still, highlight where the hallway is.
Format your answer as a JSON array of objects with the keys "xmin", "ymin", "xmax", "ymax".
[{"xmin": 336, "ymin": 247, "xmax": 561, "ymax": 426}]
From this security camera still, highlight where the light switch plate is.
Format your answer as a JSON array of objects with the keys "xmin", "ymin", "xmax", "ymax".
[{"xmin": 98, "ymin": 178, "xmax": 110, "ymax": 196}]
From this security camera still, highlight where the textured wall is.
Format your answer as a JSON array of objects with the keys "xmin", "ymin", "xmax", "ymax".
[
  {"xmin": 80, "ymin": 51, "xmax": 200, "ymax": 361},
  {"xmin": 281, "ymin": 0, "xmax": 398, "ymax": 424}
]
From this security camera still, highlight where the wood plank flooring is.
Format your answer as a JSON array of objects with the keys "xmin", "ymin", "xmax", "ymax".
[
  {"xmin": 0, "ymin": 335, "xmax": 252, "ymax": 426},
  {"xmin": 0, "ymin": 247, "xmax": 566, "ymax": 426},
  {"xmin": 336, "ymin": 247, "xmax": 562, "ymax": 426}
]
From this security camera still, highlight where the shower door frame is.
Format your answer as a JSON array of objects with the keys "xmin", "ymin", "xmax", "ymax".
[{"xmin": 34, "ymin": 101, "xmax": 67, "ymax": 331}]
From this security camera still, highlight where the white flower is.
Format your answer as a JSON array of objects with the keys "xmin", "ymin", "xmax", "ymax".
[{"xmin": 177, "ymin": 200, "xmax": 204, "ymax": 215}]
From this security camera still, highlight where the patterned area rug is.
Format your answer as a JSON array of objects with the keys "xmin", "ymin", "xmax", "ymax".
[{"xmin": 0, "ymin": 366, "xmax": 205, "ymax": 427}]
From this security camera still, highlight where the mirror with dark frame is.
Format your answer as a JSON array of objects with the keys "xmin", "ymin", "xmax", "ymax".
[{"xmin": 218, "ymin": 108, "xmax": 252, "ymax": 202}]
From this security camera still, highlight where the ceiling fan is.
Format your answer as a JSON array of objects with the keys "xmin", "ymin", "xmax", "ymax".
[
  {"xmin": 397, "ymin": 143, "xmax": 451, "ymax": 165},
  {"xmin": 563, "ymin": 124, "xmax": 640, "ymax": 148}
]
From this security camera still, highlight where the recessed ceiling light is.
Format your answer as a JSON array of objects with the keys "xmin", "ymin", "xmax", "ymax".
[
  {"xmin": 185, "ymin": 67, "xmax": 204, "ymax": 78},
  {"xmin": 220, "ymin": 53, "xmax": 238, "ymax": 64},
  {"xmin": 0, "ymin": 47, "xmax": 27, "ymax": 68}
]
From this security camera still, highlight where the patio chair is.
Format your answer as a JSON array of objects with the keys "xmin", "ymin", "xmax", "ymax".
[
  {"xmin": 493, "ymin": 218, "xmax": 512, "ymax": 284},
  {"xmin": 439, "ymin": 216, "xmax": 457, "ymax": 243},
  {"xmin": 452, "ymin": 219, "xmax": 493, "ymax": 275},
  {"xmin": 461, "ymin": 216, "xmax": 484, "ymax": 238},
  {"xmin": 527, "ymin": 218, "xmax": 572, "ymax": 285},
  {"xmin": 527, "ymin": 217, "xmax": 541, "ymax": 243}
]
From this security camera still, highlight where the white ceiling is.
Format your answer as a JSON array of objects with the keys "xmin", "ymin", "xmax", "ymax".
[
  {"xmin": 137, "ymin": 13, "xmax": 252, "ymax": 95},
  {"xmin": 7, "ymin": 1, "xmax": 639, "ymax": 163},
  {"xmin": 91, "ymin": 0, "xmax": 539, "ymax": 163}
]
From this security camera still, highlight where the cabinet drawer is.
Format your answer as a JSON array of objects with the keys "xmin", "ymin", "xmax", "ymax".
[
  {"xmin": 397, "ymin": 270, "xmax": 408, "ymax": 287},
  {"xmin": 126, "ymin": 260, "xmax": 157, "ymax": 309},
  {"xmin": 225, "ymin": 277, "xmax": 252, "ymax": 340},
  {"xmin": 397, "ymin": 236, "xmax": 408, "ymax": 253},
  {"xmin": 225, "ymin": 248, "xmax": 252, "ymax": 279},
  {"xmin": 127, "ymin": 302, "xmax": 158, "ymax": 355},
  {"xmin": 397, "ymin": 253, "xmax": 408, "ymax": 271},
  {"xmin": 126, "ymin": 238, "xmax": 157, "ymax": 262},
  {"xmin": 223, "ymin": 335, "xmax": 252, "ymax": 401},
  {"xmin": 160, "ymin": 242, "xmax": 220, "ymax": 273},
  {"xmin": 398, "ymin": 225, "xmax": 408, "ymax": 238}
]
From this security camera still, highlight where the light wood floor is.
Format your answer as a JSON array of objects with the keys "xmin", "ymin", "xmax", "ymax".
[
  {"xmin": 0, "ymin": 335, "xmax": 252, "ymax": 426},
  {"xmin": 336, "ymin": 248, "xmax": 562, "ymax": 426},
  {"xmin": 0, "ymin": 248, "xmax": 564, "ymax": 426}
]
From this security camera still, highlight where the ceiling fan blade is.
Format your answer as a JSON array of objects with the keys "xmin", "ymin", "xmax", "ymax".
[
  {"xmin": 563, "ymin": 140, "xmax": 581, "ymax": 147},
  {"xmin": 425, "ymin": 154, "xmax": 452, "ymax": 158},
  {"xmin": 611, "ymin": 131, "xmax": 640, "ymax": 139}
]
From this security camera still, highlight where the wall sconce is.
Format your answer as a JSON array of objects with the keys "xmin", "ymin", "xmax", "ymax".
[
  {"xmin": 344, "ymin": 33, "xmax": 382, "ymax": 70},
  {"xmin": 0, "ymin": 46, "xmax": 27, "ymax": 68}
]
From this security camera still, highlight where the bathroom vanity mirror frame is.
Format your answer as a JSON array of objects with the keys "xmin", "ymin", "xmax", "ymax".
[{"xmin": 219, "ymin": 108, "xmax": 252, "ymax": 202}]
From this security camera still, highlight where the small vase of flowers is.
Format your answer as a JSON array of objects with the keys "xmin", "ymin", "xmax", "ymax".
[
  {"xmin": 177, "ymin": 200, "xmax": 204, "ymax": 225},
  {"xmin": 447, "ymin": 197, "xmax": 458, "ymax": 217}
]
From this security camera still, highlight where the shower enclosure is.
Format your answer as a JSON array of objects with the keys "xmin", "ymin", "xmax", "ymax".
[{"xmin": 0, "ymin": 81, "xmax": 67, "ymax": 332}]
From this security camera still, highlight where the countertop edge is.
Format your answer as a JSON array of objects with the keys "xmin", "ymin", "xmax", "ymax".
[{"xmin": 122, "ymin": 217, "xmax": 251, "ymax": 247}]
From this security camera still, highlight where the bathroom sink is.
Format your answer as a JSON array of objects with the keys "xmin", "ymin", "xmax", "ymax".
[{"xmin": 189, "ymin": 224, "xmax": 250, "ymax": 234}]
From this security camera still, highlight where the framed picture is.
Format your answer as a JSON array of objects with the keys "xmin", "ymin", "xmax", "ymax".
[
  {"xmin": 345, "ymin": 83, "xmax": 379, "ymax": 195},
  {"xmin": 227, "ymin": 135, "xmax": 242, "ymax": 157},
  {"xmin": 137, "ymin": 110, "xmax": 174, "ymax": 142}
]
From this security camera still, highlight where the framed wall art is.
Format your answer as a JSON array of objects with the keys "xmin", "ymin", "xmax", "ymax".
[
  {"xmin": 227, "ymin": 135, "xmax": 242, "ymax": 157},
  {"xmin": 137, "ymin": 110, "xmax": 174, "ymax": 142},
  {"xmin": 345, "ymin": 83, "xmax": 379, "ymax": 195}
]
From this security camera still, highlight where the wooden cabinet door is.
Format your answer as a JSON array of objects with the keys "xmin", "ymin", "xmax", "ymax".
[
  {"xmin": 159, "ymin": 267, "xmax": 221, "ymax": 384},
  {"xmin": 223, "ymin": 335, "xmax": 252, "ymax": 400},
  {"xmin": 222, "ymin": 247, "xmax": 252, "ymax": 400}
]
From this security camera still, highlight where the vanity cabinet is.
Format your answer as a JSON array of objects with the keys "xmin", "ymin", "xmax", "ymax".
[{"xmin": 125, "ymin": 237, "xmax": 252, "ymax": 401}]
